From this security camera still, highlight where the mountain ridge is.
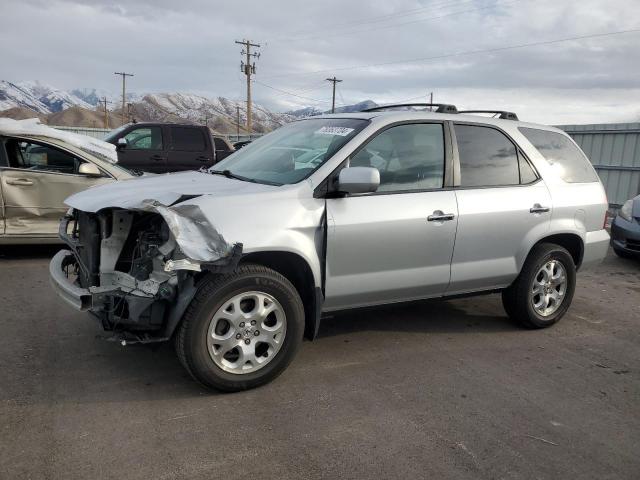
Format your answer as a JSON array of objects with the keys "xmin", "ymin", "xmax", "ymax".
[{"xmin": 0, "ymin": 80, "xmax": 379, "ymax": 133}]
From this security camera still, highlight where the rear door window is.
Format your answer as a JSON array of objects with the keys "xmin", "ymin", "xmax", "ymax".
[
  {"xmin": 518, "ymin": 127, "xmax": 599, "ymax": 183},
  {"xmin": 214, "ymin": 137, "xmax": 230, "ymax": 151},
  {"xmin": 455, "ymin": 125, "xmax": 520, "ymax": 187},
  {"xmin": 171, "ymin": 127, "xmax": 206, "ymax": 152}
]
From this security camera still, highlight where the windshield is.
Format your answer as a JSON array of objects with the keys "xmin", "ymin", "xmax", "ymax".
[
  {"xmin": 102, "ymin": 124, "xmax": 131, "ymax": 143},
  {"xmin": 211, "ymin": 118, "xmax": 369, "ymax": 185}
]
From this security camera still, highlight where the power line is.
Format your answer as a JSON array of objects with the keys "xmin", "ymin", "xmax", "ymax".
[
  {"xmin": 285, "ymin": 0, "xmax": 477, "ymax": 37},
  {"xmin": 263, "ymin": 27, "xmax": 640, "ymax": 80},
  {"xmin": 288, "ymin": 0, "xmax": 521, "ymax": 41},
  {"xmin": 253, "ymin": 79, "xmax": 331, "ymax": 104}
]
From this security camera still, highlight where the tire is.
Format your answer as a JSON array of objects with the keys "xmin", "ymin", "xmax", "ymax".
[
  {"xmin": 175, "ymin": 264, "xmax": 305, "ymax": 392},
  {"xmin": 502, "ymin": 243, "xmax": 576, "ymax": 329}
]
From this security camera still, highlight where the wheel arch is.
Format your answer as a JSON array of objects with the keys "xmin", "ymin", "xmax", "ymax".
[
  {"xmin": 240, "ymin": 250, "xmax": 323, "ymax": 340},
  {"xmin": 529, "ymin": 233, "xmax": 584, "ymax": 269}
]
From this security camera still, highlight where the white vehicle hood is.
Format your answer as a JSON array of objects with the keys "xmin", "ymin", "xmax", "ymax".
[{"xmin": 64, "ymin": 170, "xmax": 277, "ymax": 212}]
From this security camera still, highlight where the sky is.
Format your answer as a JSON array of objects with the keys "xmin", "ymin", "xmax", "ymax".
[{"xmin": 2, "ymin": 0, "xmax": 640, "ymax": 124}]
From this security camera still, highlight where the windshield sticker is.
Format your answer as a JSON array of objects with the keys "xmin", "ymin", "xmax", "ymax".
[{"xmin": 315, "ymin": 126, "xmax": 354, "ymax": 136}]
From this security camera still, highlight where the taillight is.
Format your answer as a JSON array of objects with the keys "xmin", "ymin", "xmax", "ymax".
[{"xmin": 603, "ymin": 211, "xmax": 609, "ymax": 229}]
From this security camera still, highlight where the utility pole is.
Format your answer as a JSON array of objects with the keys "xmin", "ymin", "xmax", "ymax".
[
  {"xmin": 429, "ymin": 92, "xmax": 433, "ymax": 111},
  {"xmin": 235, "ymin": 39, "xmax": 260, "ymax": 134},
  {"xmin": 236, "ymin": 105, "xmax": 241, "ymax": 138},
  {"xmin": 101, "ymin": 97, "xmax": 112, "ymax": 129},
  {"xmin": 114, "ymin": 71, "xmax": 134, "ymax": 126},
  {"xmin": 127, "ymin": 103, "xmax": 135, "ymax": 123},
  {"xmin": 326, "ymin": 76, "xmax": 342, "ymax": 113}
]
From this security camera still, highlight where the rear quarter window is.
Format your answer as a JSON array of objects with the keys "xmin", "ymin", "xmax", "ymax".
[
  {"xmin": 518, "ymin": 127, "xmax": 599, "ymax": 183},
  {"xmin": 214, "ymin": 137, "xmax": 230, "ymax": 151}
]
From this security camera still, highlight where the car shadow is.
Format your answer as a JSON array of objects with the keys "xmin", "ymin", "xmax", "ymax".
[
  {"xmin": 0, "ymin": 244, "xmax": 62, "ymax": 259},
  {"xmin": 317, "ymin": 296, "xmax": 519, "ymax": 338}
]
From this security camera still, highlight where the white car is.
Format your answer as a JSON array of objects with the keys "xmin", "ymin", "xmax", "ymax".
[{"xmin": 0, "ymin": 119, "xmax": 132, "ymax": 243}]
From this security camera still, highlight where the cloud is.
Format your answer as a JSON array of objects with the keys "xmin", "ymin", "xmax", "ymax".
[{"xmin": 1, "ymin": 0, "xmax": 639, "ymax": 123}]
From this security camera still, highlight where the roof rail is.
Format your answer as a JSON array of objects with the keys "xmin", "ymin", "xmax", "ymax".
[
  {"xmin": 362, "ymin": 103, "xmax": 458, "ymax": 114},
  {"xmin": 458, "ymin": 110, "xmax": 519, "ymax": 121}
]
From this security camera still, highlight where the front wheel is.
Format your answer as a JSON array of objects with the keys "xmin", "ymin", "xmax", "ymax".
[
  {"xmin": 502, "ymin": 243, "xmax": 576, "ymax": 329},
  {"xmin": 175, "ymin": 264, "xmax": 305, "ymax": 392}
]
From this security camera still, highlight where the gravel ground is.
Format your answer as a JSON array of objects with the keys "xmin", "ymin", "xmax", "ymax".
[{"xmin": 0, "ymin": 246, "xmax": 638, "ymax": 479}]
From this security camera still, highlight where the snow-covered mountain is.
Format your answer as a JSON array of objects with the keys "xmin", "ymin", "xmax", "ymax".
[
  {"xmin": 71, "ymin": 87, "xmax": 141, "ymax": 107},
  {"xmin": 19, "ymin": 80, "xmax": 92, "ymax": 112},
  {"xmin": 286, "ymin": 100, "xmax": 378, "ymax": 118},
  {"xmin": 126, "ymin": 93, "xmax": 294, "ymax": 133},
  {"xmin": 0, "ymin": 81, "xmax": 50, "ymax": 113},
  {"xmin": 0, "ymin": 80, "xmax": 91, "ymax": 113},
  {"xmin": 0, "ymin": 79, "xmax": 379, "ymax": 133}
]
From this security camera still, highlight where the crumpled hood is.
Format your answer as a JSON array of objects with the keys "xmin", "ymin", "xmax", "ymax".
[{"xmin": 65, "ymin": 170, "xmax": 277, "ymax": 212}]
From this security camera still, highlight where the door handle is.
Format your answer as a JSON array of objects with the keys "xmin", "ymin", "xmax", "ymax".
[
  {"xmin": 6, "ymin": 178, "xmax": 34, "ymax": 186},
  {"xmin": 530, "ymin": 203, "xmax": 550, "ymax": 214},
  {"xmin": 150, "ymin": 154, "xmax": 165, "ymax": 161},
  {"xmin": 427, "ymin": 210, "xmax": 455, "ymax": 222},
  {"xmin": 196, "ymin": 156, "xmax": 211, "ymax": 162}
]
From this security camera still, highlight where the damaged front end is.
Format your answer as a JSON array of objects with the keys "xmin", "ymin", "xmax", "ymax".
[{"xmin": 50, "ymin": 204, "xmax": 242, "ymax": 344}]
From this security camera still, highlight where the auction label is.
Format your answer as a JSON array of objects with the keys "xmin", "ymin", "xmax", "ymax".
[{"xmin": 315, "ymin": 126, "xmax": 354, "ymax": 136}]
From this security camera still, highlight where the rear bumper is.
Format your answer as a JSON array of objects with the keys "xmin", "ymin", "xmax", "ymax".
[
  {"xmin": 581, "ymin": 229, "xmax": 610, "ymax": 268},
  {"xmin": 49, "ymin": 250, "xmax": 93, "ymax": 310},
  {"xmin": 610, "ymin": 216, "xmax": 640, "ymax": 256}
]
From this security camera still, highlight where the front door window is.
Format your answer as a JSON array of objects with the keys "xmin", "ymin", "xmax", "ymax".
[{"xmin": 124, "ymin": 127, "xmax": 163, "ymax": 150}]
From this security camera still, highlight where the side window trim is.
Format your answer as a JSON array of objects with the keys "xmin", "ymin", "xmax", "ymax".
[
  {"xmin": 315, "ymin": 120, "xmax": 452, "ymax": 198},
  {"xmin": 517, "ymin": 148, "xmax": 541, "ymax": 185},
  {"xmin": 451, "ymin": 121, "xmax": 540, "ymax": 189},
  {"xmin": 0, "ymin": 138, "xmax": 9, "ymax": 167}
]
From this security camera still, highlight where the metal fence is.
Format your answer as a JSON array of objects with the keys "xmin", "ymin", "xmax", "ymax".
[
  {"xmin": 52, "ymin": 125, "xmax": 264, "ymax": 144},
  {"xmin": 559, "ymin": 123, "xmax": 640, "ymax": 206},
  {"xmin": 219, "ymin": 134, "xmax": 264, "ymax": 143},
  {"xmin": 51, "ymin": 125, "xmax": 111, "ymax": 140}
]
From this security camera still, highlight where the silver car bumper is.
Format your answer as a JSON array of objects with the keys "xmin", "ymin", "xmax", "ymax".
[
  {"xmin": 49, "ymin": 250, "xmax": 92, "ymax": 311},
  {"xmin": 581, "ymin": 229, "xmax": 610, "ymax": 268}
]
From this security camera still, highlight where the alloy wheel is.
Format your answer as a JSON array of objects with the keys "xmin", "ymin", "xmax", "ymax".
[{"xmin": 206, "ymin": 291, "xmax": 287, "ymax": 374}]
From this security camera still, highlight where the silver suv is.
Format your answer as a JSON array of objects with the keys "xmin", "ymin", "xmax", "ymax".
[{"xmin": 50, "ymin": 104, "xmax": 610, "ymax": 391}]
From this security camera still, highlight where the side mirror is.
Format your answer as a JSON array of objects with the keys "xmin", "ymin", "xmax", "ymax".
[
  {"xmin": 337, "ymin": 166, "xmax": 380, "ymax": 194},
  {"xmin": 116, "ymin": 137, "xmax": 127, "ymax": 150},
  {"xmin": 78, "ymin": 163, "xmax": 102, "ymax": 177}
]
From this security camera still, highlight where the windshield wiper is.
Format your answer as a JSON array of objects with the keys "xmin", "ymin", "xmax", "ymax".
[
  {"xmin": 209, "ymin": 169, "xmax": 248, "ymax": 181},
  {"xmin": 208, "ymin": 169, "xmax": 282, "ymax": 186}
]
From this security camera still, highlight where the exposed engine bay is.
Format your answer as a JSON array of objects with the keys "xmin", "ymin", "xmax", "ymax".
[{"xmin": 59, "ymin": 207, "xmax": 242, "ymax": 343}]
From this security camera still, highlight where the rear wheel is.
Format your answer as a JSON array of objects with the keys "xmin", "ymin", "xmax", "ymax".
[
  {"xmin": 502, "ymin": 243, "xmax": 576, "ymax": 329},
  {"xmin": 175, "ymin": 264, "xmax": 305, "ymax": 392}
]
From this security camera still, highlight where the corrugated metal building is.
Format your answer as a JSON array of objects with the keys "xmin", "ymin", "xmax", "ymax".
[{"xmin": 559, "ymin": 123, "xmax": 640, "ymax": 206}]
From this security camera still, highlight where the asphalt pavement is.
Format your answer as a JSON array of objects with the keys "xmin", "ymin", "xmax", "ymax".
[{"xmin": 1, "ymin": 245, "xmax": 638, "ymax": 479}]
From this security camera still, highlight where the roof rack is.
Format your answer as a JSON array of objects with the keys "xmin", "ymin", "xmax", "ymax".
[
  {"xmin": 458, "ymin": 110, "xmax": 519, "ymax": 121},
  {"xmin": 362, "ymin": 103, "xmax": 458, "ymax": 114}
]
